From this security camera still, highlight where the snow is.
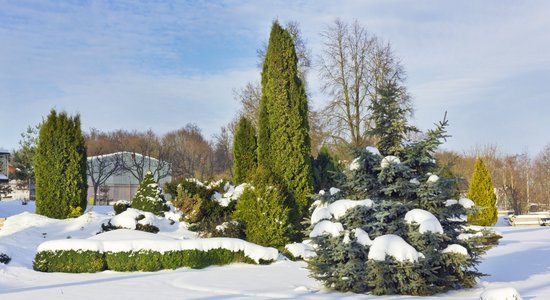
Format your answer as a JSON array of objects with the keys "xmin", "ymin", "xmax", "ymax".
[
  {"xmin": 442, "ymin": 244, "xmax": 469, "ymax": 256},
  {"xmin": 459, "ymin": 198, "xmax": 475, "ymax": 208},
  {"xmin": 367, "ymin": 234, "xmax": 421, "ymax": 263},
  {"xmin": 480, "ymin": 287, "xmax": 523, "ymax": 300},
  {"xmin": 329, "ymin": 187, "xmax": 340, "ymax": 195},
  {"xmin": 353, "ymin": 228, "xmax": 373, "ymax": 246},
  {"xmin": 380, "ymin": 155, "xmax": 400, "ymax": 168},
  {"xmin": 286, "ymin": 242, "xmax": 316, "ymax": 259},
  {"xmin": 445, "ymin": 199, "xmax": 458, "ymax": 206},
  {"xmin": 0, "ymin": 203, "xmax": 545, "ymax": 299},
  {"xmin": 409, "ymin": 178, "xmax": 420, "ymax": 185},
  {"xmin": 310, "ymin": 199, "xmax": 373, "ymax": 224},
  {"xmin": 365, "ymin": 146, "xmax": 381, "ymax": 156},
  {"xmin": 427, "ymin": 174, "xmax": 439, "ymax": 183},
  {"xmin": 404, "ymin": 209, "xmax": 444, "ymax": 234},
  {"xmin": 213, "ymin": 183, "xmax": 248, "ymax": 207},
  {"xmin": 349, "ymin": 157, "xmax": 360, "ymax": 171},
  {"xmin": 309, "ymin": 220, "xmax": 344, "ymax": 238}
]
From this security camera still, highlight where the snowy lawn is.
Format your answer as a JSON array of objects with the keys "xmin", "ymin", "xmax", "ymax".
[{"xmin": 0, "ymin": 200, "xmax": 548, "ymax": 299}]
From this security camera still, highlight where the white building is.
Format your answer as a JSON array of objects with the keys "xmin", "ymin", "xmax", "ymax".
[{"xmin": 87, "ymin": 152, "xmax": 171, "ymax": 204}]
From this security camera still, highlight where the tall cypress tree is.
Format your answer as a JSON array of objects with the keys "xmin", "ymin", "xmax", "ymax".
[
  {"xmin": 233, "ymin": 116, "xmax": 257, "ymax": 184},
  {"xmin": 467, "ymin": 158, "xmax": 498, "ymax": 226},
  {"xmin": 35, "ymin": 110, "xmax": 88, "ymax": 219},
  {"xmin": 257, "ymin": 21, "xmax": 313, "ymax": 224}
]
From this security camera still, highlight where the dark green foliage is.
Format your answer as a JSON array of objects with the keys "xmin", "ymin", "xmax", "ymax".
[
  {"xmin": 233, "ymin": 185, "xmax": 291, "ymax": 249},
  {"xmin": 131, "ymin": 171, "xmax": 169, "ymax": 216},
  {"xmin": 233, "ymin": 116, "xmax": 257, "ymax": 184},
  {"xmin": 467, "ymin": 158, "xmax": 498, "ymax": 226},
  {"xmin": 311, "ymin": 146, "xmax": 342, "ymax": 192},
  {"xmin": 257, "ymin": 21, "xmax": 313, "ymax": 227},
  {"xmin": 33, "ymin": 250, "xmax": 105, "ymax": 273},
  {"xmin": 0, "ymin": 252, "xmax": 11, "ymax": 264},
  {"xmin": 307, "ymin": 116, "xmax": 498, "ymax": 296},
  {"xmin": 368, "ymin": 81, "xmax": 416, "ymax": 157},
  {"xmin": 35, "ymin": 249, "xmax": 265, "ymax": 273},
  {"xmin": 35, "ymin": 109, "xmax": 88, "ymax": 219},
  {"xmin": 171, "ymin": 179, "xmax": 236, "ymax": 235},
  {"xmin": 113, "ymin": 201, "xmax": 130, "ymax": 215},
  {"xmin": 211, "ymin": 221, "xmax": 246, "ymax": 239},
  {"xmin": 0, "ymin": 183, "xmax": 12, "ymax": 200}
]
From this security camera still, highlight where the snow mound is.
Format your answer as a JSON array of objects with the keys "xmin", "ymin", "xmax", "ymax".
[
  {"xmin": 459, "ymin": 198, "xmax": 475, "ymax": 208},
  {"xmin": 380, "ymin": 156, "xmax": 400, "ymax": 168},
  {"xmin": 480, "ymin": 287, "xmax": 522, "ymax": 300},
  {"xmin": 441, "ymin": 244, "xmax": 469, "ymax": 256},
  {"xmin": 38, "ymin": 231, "xmax": 278, "ymax": 263},
  {"xmin": 349, "ymin": 158, "xmax": 360, "ymax": 171},
  {"xmin": 445, "ymin": 199, "xmax": 458, "ymax": 206},
  {"xmin": 404, "ymin": 209, "xmax": 444, "ymax": 234},
  {"xmin": 108, "ymin": 208, "xmax": 159, "ymax": 229},
  {"xmin": 309, "ymin": 220, "xmax": 344, "ymax": 238},
  {"xmin": 366, "ymin": 146, "xmax": 381, "ymax": 156},
  {"xmin": 285, "ymin": 242, "xmax": 316, "ymax": 259},
  {"xmin": 353, "ymin": 228, "xmax": 373, "ymax": 246},
  {"xmin": 427, "ymin": 174, "xmax": 439, "ymax": 183},
  {"xmin": 368, "ymin": 234, "xmax": 421, "ymax": 263},
  {"xmin": 310, "ymin": 199, "xmax": 373, "ymax": 224}
]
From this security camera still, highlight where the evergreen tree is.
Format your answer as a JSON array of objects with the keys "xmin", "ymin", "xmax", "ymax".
[
  {"xmin": 467, "ymin": 158, "xmax": 498, "ymax": 226},
  {"xmin": 368, "ymin": 80, "xmax": 415, "ymax": 156},
  {"xmin": 311, "ymin": 146, "xmax": 341, "ymax": 192},
  {"xmin": 257, "ymin": 21, "xmax": 313, "ymax": 226},
  {"xmin": 232, "ymin": 116, "xmax": 257, "ymax": 184},
  {"xmin": 307, "ymin": 117, "xmax": 499, "ymax": 295},
  {"xmin": 131, "ymin": 171, "xmax": 169, "ymax": 216},
  {"xmin": 35, "ymin": 110, "xmax": 87, "ymax": 219}
]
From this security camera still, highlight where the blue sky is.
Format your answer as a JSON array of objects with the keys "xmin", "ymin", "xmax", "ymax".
[{"xmin": 1, "ymin": 0, "xmax": 549, "ymax": 156}]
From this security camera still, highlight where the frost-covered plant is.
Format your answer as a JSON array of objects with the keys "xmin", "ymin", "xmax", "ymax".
[
  {"xmin": 131, "ymin": 172, "xmax": 168, "ymax": 216},
  {"xmin": 307, "ymin": 118, "xmax": 499, "ymax": 296},
  {"xmin": 113, "ymin": 200, "xmax": 131, "ymax": 215}
]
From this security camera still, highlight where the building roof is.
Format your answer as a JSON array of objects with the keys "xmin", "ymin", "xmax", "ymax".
[{"xmin": 0, "ymin": 148, "xmax": 9, "ymax": 155}]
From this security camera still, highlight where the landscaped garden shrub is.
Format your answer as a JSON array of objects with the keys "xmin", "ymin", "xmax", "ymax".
[
  {"xmin": 131, "ymin": 172, "xmax": 169, "ymax": 216},
  {"xmin": 0, "ymin": 252, "xmax": 11, "ymax": 264},
  {"xmin": 169, "ymin": 178, "xmax": 241, "ymax": 236},
  {"xmin": 33, "ymin": 250, "xmax": 105, "ymax": 273},
  {"xmin": 113, "ymin": 200, "xmax": 131, "ymax": 215},
  {"xmin": 306, "ymin": 118, "xmax": 501, "ymax": 296},
  {"xmin": 34, "ymin": 248, "xmax": 273, "ymax": 273},
  {"xmin": 101, "ymin": 208, "xmax": 160, "ymax": 233}
]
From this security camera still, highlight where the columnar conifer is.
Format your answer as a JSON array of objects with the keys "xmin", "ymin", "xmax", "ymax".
[
  {"xmin": 232, "ymin": 116, "xmax": 257, "ymax": 184},
  {"xmin": 467, "ymin": 158, "xmax": 498, "ymax": 226},
  {"xmin": 257, "ymin": 21, "xmax": 313, "ymax": 225},
  {"xmin": 35, "ymin": 110, "xmax": 87, "ymax": 219}
]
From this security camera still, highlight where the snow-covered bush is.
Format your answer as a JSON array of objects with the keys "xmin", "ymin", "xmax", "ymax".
[
  {"xmin": 101, "ymin": 208, "xmax": 161, "ymax": 233},
  {"xmin": 33, "ymin": 231, "xmax": 279, "ymax": 273},
  {"xmin": 34, "ymin": 250, "xmax": 105, "ymax": 273},
  {"xmin": 307, "ymin": 120, "xmax": 499, "ymax": 296},
  {"xmin": 169, "ymin": 178, "xmax": 237, "ymax": 235},
  {"xmin": 113, "ymin": 200, "xmax": 130, "ymax": 215},
  {"xmin": 131, "ymin": 172, "xmax": 169, "ymax": 216}
]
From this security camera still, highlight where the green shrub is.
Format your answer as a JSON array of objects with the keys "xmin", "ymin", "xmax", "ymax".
[
  {"xmin": 131, "ymin": 172, "xmax": 169, "ymax": 216},
  {"xmin": 35, "ymin": 248, "xmax": 270, "ymax": 273},
  {"xmin": 0, "ymin": 253, "xmax": 11, "ymax": 264},
  {"xmin": 33, "ymin": 250, "xmax": 105, "ymax": 273},
  {"xmin": 113, "ymin": 201, "xmax": 130, "ymax": 215},
  {"xmin": 233, "ymin": 185, "xmax": 291, "ymax": 249}
]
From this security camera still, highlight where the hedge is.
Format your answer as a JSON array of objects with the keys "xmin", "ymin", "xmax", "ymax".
[{"xmin": 34, "ymin": 248, "xmax": 269, "ymax": 273}]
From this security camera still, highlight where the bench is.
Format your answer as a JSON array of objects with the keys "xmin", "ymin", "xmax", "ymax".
[{"xmin": 507, "ymin": 215, "xmax": 550, "ymax": 226}]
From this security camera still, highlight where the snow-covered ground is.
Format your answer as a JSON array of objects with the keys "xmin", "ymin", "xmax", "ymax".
[{"xmin": 0, "ymin": 200, "xmax": 547, "ymax": 299}]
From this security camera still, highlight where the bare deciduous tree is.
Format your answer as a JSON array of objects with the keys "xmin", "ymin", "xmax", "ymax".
[{"xmin": 318, "ymin": 19, "xmax": 410, "ymax": 148}]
